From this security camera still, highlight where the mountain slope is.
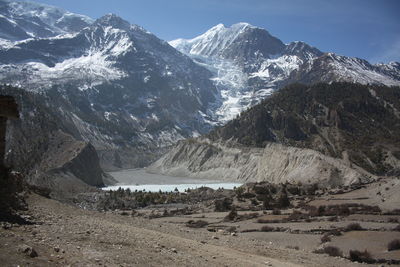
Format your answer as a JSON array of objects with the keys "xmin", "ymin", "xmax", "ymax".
[
  {"xmin": 170, "ymin": 24, "xmax": 400, "ymax": 122},
  {"xmin": 1, "ymin": 85, "xmax": 112, "ymax": 197},
  {"xmin": 0, "ymin": 11, "xmax": 220, "ymax": 169},
  {"xmin": 0, "ymin": 0, "xmax": 93, "ymax": 42},
  {"xmin": 150, "ymin": 83, "xmax": 400, "ymax": 186},
  {"xmin": 1, "ymin": 1, "xmax": 400, "ymax": 173}
]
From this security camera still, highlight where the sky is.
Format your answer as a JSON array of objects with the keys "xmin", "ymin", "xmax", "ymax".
[{"xmin": 29, "ymin": 0, "xmax": 400, "ymax": 63}]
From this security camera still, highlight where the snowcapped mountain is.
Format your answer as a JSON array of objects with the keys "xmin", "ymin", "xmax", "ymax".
[
  {"xmin": 0, "ymin": 0, "xmax": 93, "ymax": 42},
  {"xmin": 170, "ymin": 23, "xmax": 400, "ymax": 122},
  {"xmin": 1, "ymin": 1, "xmax": 400, "ymax": 171},
  {"xmin": 0, "ymin": 4, "xmax": 219, "ymax": 169}
]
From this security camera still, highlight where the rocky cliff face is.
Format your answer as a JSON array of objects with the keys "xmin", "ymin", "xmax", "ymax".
[
  {"xmin": 150, "ymin": 83, "xmax": 400, "ymax": 186},
  {"xmin": 1, "ymin": 85, "xmax": 113, "ymax": 195},
  {"xmin": 149, "ymin": 139, "xmax": 373, "ymax": 186},
  {"xmin": 38, "ymin": 131, "xmax": 105, "ymax": 187}
]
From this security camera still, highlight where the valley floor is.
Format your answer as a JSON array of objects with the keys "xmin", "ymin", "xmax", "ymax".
[{"xmin": 0, "ymin": 194, "xmax": 369, "ymax": 267}]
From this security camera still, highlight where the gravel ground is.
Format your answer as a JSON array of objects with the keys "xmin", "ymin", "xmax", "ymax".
[{"xmin": 0, "ymin": 194, "xmax": 368, "ymax": 267}]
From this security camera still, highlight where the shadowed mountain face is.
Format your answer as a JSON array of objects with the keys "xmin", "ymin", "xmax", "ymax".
[
  {"xmin": 209, "ymin": 82, "xmax": 400, "ymax": 175},
  {"xmin": 1, "ymin": 85, "xmax": 111, "ymax": 196},
  {"xmin": 151, "ymin": 83, "xmax": 400, "ymax": 185}
]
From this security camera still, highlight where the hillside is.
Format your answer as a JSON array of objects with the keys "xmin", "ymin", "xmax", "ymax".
[
  {"xmin": 150, "ymin": 83, "xmax": 400, "ymax": 186},
  {"xmin": 1, "ymin": 85, "xmax": 112, "ymax": 198}
]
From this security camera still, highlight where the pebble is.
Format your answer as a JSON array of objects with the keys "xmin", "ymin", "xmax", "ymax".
[{"xmin": 212, "ymin": 236, "xmax": 219, "ymax": 240}]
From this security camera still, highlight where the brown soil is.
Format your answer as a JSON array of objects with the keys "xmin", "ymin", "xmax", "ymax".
[{"xmin": 0, "ymin": 194, "xmax": 367, "ymax": 267}]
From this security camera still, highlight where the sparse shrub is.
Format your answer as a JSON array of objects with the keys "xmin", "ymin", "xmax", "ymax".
[
  {"xmin": 257, "ymin": 218, "xmax": 281, "ymax": 223},
  {"xmin": 214, "ymin": 197, "xmax": 232, "ymax": 212},
  {"xmin": 327, "ymin": 229, "xmax": 342, "ymax": 236},
  {"xmin": 185, "ymin": 220, "xmax": 209, "ymax": 228},
  {"xmin": 241, "ymin": 212, "xmax": 259, "ymax": 220},
  {"xmin": 286, "ymin": 245, "xmax": 299, "ymax": 250},
  {"xmin": 241, "ymin": 192, "xmax": 256, "ymax": 199},
  {"xmin": 349, "ymin": 250, "xmax": 374, "ymax": 263},
  {"xmin": 328, "ymin": 216, "xmax": 338, "ymax": 222},
  {"xmin": 260, "ymin": 226, "xmax": 275, "ymax": 232},
  {"xmin": 318, "ymin": 205, "xmax": 326, "ymax": 215},
  {"xmin": 321, "ymin": 234, "xmax": 331, "ymax": 243},
  {"xmin": 272, "ymin": 208, "xmax": 281, "ymax": 215},
  {"xmin": 393, "ymin": 224, "xmax": 400, "ymax": 231},
  {"xmin": 277, "ymin": 191, "xmax": 290, "ymax": 208},
  {"xmin": 224, "ymin": 208, "xmax": 238, "ymax": 221},
  {"xmin": 345, "ymin": 223, "xmax": 363, "ymax": 231},
  {"xmin": 251, "ymin": 198, "xmax": 259, "ymax": 206},
  {"xmin": 388, "ymin": 239, "xmax": 400, "ymax": 251},
  {"xmin": 314, "ymin": 246, "xmax": 343, "ymax": 257},
  {"xmin": 234, "ymin": 186, "xmax": 245, "ymax": 198},
  {"xmin": 388, "ymin": 217, "xmax": 399, "ymax": 223},
  {"xmin": 226, "ymin": 226, "xmax": 237, "ymax": 233},
  {"xmin": 384, "ymin": 209, "xmax": 400, "ymax": 215},
  {"xmin": 287, "ymin": 212, "xmax": 309, "ymax": 222}
]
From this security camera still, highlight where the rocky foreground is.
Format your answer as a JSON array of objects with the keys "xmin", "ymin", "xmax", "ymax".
[
  {"xmin": 0, "ymin": 193, "xmax": 363, "ymax": 267},
  {"xmin": 2, "ymin": 175, "xmax": 400, "ymax": 267}
]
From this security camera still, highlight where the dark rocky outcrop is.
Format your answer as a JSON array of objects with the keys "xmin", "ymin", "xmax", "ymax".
[
  {"xmin": 1, "ymin": 86, "xmax": 114, "ymax": 198},
  {"xmin": 0, "ymin": 95, "xmax": 18, "ymax": 170},
  {"xmin": 0, "ymin": 95, "xmax": 27, "ymax": 223}
]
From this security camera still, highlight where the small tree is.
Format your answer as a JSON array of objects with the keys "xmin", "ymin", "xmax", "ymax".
[{"xmin": 278, "ymin": 190, "xmax": 290, "ymax": 208}]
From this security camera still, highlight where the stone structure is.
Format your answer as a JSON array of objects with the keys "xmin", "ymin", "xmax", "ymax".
[{"xmin": 0, "ymin": 96, "xmax": 19, "ymax": 171}]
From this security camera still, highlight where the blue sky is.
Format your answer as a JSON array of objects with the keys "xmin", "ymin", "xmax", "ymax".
[{"xmin": 31, "ymin": 0, "xmax": 399, "ymax": 63}]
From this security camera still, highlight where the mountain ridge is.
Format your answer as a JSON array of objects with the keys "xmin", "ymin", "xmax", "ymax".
[
  {"xmin": 150, "ymin": 82, "xmax": 400, "ymax": 186},
  {"xmin": 1, "ymin": 1, "xmax": 400, "ymax": 177},
  {"xmin": 170, "ymin": 23, "xmax": 400, "ymax": 122}
]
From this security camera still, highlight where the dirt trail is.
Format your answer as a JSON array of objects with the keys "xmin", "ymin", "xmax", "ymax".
[{"xmin": 0, "ymin": 194, "xmax": 363, "ymax": 266}]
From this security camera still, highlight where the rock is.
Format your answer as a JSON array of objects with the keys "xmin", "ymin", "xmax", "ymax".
[
  {"xmin": 1, "ymin": 222, "xmax": 12, "ymax": 229},
  {"xmin": 171, "ymin": 248, "xmax": 177, "ymax": 253},
  {"xmin": 18, "ymin": 244, "xmax": 38, "ymax": 258},
  {"xmin": 230, "ymin": 232, "xmax": 237, "ymax": 236},
  {"xmin": 212, "ymin": 235, "xmax": 219, "ymax": 240},
  {"xmin": 54, "ymin": 247, "xmax": 60, "ymax": 253}
]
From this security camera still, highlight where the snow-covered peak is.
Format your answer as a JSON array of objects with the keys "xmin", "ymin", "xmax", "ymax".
[
  {"xmin": 6, "ymin": 1, "xmax": 93, "ymax": 25},
  {"xmin": 169, "ymin": 22, "xmax": 282, "ymax": 59},
  {"xmin": 0, "ymin": 0, "xmax": 93, "ymax": 41},
  {"xmin": 94, "ymin": 13, "xmax": 130, "ymax": 30},
  {"xmin": 284, "ymin": 41, "xmax": 322, "ymax": 61}
]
